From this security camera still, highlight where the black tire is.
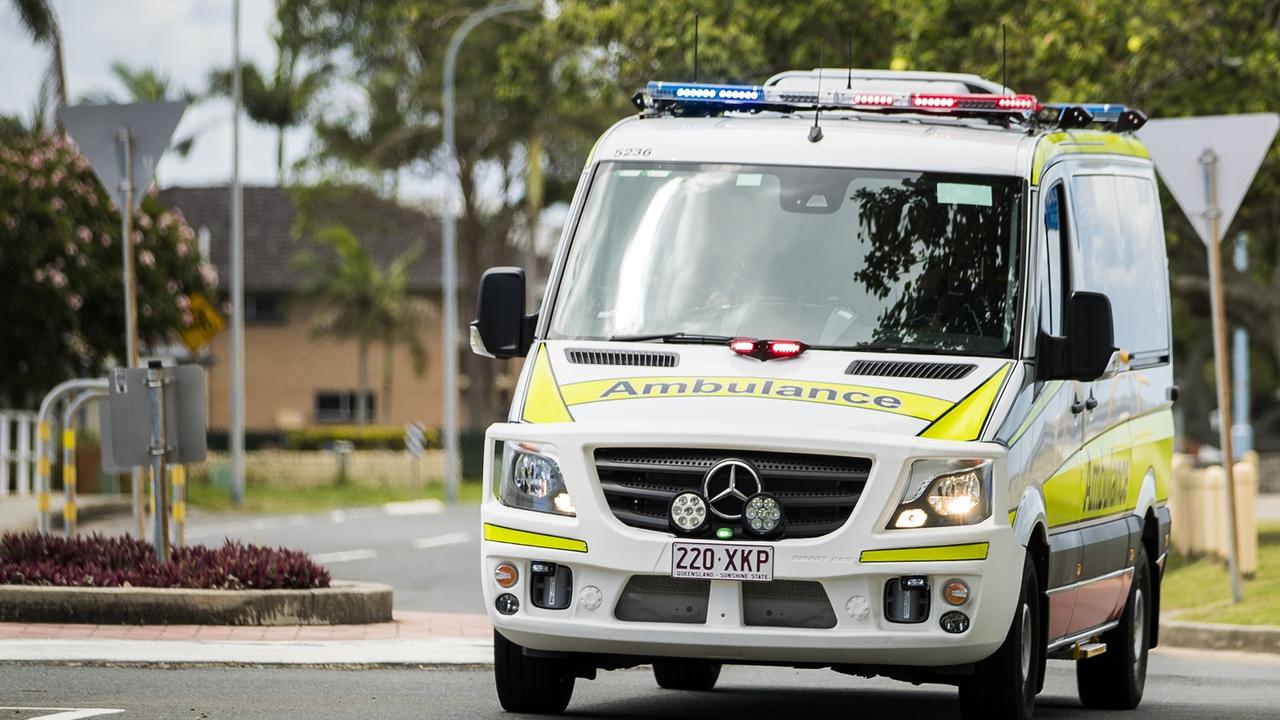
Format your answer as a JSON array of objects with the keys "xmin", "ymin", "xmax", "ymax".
[
  {"xmin": 1076, "ymin": 544, "xmax": 1151, "ymax": 710},
  {"xmin": 960, "ymin": 553, "xmax": 1041, "ymax": 720},
  {"xmin": 493, "ymin": 630, "xmax": 575, "ymax": 714},
  {"xmin": 653, "ymin": 658, "xmax": 722, "ymax": 690}
]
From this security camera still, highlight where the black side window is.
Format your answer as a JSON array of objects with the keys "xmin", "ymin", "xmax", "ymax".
[
  {"xmin": 1070, "ymin": 176, "xmax": 1169, "ymax": 354},
  {"xmin": 1039, "ymin": 183, "xmax": 1068, "ymax": 337}
]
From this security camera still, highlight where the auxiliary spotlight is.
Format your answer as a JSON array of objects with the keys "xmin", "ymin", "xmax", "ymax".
[
  {"xmin": 743, "ymin": 493, "xmax": 784, "ymax": 538},
  {"xmin": 669, "ymin": 492, "xmax": 709, "ymax": 535}
]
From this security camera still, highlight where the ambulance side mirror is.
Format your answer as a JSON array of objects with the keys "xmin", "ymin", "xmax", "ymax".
[
  {"xmin": 1037, "ymin": 291, "xmax": 1117, "ymax": 382},
  {"xmin": 471, "ymin": 267, "xmax": 536, "ymax": 359}
]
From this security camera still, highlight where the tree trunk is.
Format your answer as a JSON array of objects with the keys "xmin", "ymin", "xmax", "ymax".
[
  {"xmin": 381, "ymin": 336, "xmax": 394, "ymax": 424},
  {"xmin": 276, "ymin": 128, "xmax": 285, "ymax": 185},
  {"xmin": 356, "ymin": 336, "xmax": 369, "ymax": 427}
]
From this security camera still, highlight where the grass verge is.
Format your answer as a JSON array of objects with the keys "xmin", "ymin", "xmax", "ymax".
[
  {"xmin": 1162, "ymin": 520, "xmax": 1280, "ymax": 625},
  {"xmin": 186, "ymin": 478, "xmax": 485, "ymax": 514}
]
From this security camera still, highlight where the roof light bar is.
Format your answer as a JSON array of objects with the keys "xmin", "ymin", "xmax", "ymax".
[
  {"xmin": 910, "ymin": 93, "xmax": 1040, "ymax": 112},
  {"xmin": 648, "ymin": 81, "xmax": 764, "ymax": 104},
  {"xmin": 645, "ymin": 81, "xmax": 1038, "ymax": 116},
  {"xmin": 1046, "ymin": 103, "xmax": 1129, "ymax": 122},
  {"xmin": 1041, "ymin": 103, "xmax": 1149, "ymax": 131}
]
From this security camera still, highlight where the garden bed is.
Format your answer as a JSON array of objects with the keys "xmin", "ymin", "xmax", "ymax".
[{"xmin": 0, "ymin": 532, "xmax": 392, "ymax": 625}]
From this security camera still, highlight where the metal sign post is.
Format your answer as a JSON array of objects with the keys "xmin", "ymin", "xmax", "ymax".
[
  {"xmin": 59, "ymin": 100, "xmax": 188, "ymax": 539},
  {"xmin": 1199, "ymin": 149, "xmax": 1242, "ymax": 602},
  {"xmin": 1140, "ymin": 114, "xmax": 1279, "ymax": 603},
  {"xmin": 108, "ymin": 364, "xmax": 207, "ymax": 561},
  {"xmin": 146, "ymin": 362, "xmax": 170, "ymax": 561}
]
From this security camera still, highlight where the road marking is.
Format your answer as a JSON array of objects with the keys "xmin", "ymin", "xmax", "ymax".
[
  {"xmin": 383, "ymin": 499, "xmax": 444, "ymax": 516},
  {"xmin": 413, "ymin": 532, "xmax": 471, "ymax": 549},
  {"xmin": 0, "ymin": 709, "xmax": 125, "ymax": 720},
  {"xmin": 329, "ymin": 510, "xmax": 347, "ymax": 523},
  {"xmin": 310, "ymin": 548, "xmax": 378, "ymax": 564}
]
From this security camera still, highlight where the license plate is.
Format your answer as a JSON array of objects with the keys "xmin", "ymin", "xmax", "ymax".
[{"xmin": 671, "ymin": 542, "xmax": 774, "ymax": 582}]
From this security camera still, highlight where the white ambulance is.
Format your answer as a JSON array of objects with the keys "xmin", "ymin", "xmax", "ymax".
[{"xmin": 471, "ymin": 69, "xmax": 1174, "ymax": 720}]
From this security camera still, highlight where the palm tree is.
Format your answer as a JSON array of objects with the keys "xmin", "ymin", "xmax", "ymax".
[
  {"xmin": 10, "ymin": 0, "xmax": 66, "ymax": 131},
  {"xmin": 292, "ymin": 225, "xmax": 427, "ymax": 427},
  {"xmin": 79, "ymin": 62, "xmax": 200, "ymax": 160},
  {"xmin": 80, "ymin": 62, "xmax": 184, "ymax": 104},
  {"xmin": 375, "ymin": 247, "xmax": 429, "ymax": 424},
  {"xmin": 209, "ymin": 37, "xmax": 329, "ymax": 183}
]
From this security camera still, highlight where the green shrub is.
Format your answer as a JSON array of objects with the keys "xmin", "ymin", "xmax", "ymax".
[{"xmin": 282, "ymin": 424, "xmax": 441, "ymax": 451}]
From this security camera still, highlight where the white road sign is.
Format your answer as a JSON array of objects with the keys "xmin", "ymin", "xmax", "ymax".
[
  {"xmin": 1138, "ymin": 114, "xmax": 1279, "ymax": 245},
  {"xmin": 58, "ymin": 101, "xmax": 187, "ymax": 212}
]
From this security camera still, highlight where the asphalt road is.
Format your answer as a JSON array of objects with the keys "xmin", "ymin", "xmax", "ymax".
[
  {"xmin": 3, "ymin": 648, "xmax": 1279, "ymax": 720},
  {"xmin": 84, "ymin": 500, "xmax": 485, "ymax": 613}
]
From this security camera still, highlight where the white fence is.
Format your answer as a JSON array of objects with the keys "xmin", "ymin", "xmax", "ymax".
[{"xmin": 0, "ymin": 410, "xmax": 37, "ymax": 497}]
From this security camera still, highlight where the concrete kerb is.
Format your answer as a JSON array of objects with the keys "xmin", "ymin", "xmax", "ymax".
[
  {"xmin": 0, "ymin": 495, "xmax": 131, "ymax": 534},
  {"xmin": 0, "ymin": 580, "xmax": 393, "ymax": 626},
  {"xmin": 1160, "ymin": 618, "xmax": 1280, "ymax": 655}
]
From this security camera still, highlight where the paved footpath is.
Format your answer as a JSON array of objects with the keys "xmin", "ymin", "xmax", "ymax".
[{"xmin": 0, "ymin": 611, "xmax": 492, "ymax": 665}]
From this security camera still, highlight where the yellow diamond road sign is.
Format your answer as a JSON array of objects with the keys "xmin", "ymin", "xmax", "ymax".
[{"xmin": 179, "ymin": 293, "xmax": 225, "ymax": 352}]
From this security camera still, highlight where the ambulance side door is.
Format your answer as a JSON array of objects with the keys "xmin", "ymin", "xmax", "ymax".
[{"xmin": 1034, "ymin": 169, "xmax": 1087, "ymax": 644}]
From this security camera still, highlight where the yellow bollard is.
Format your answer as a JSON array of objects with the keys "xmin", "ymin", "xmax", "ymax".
[
  {"xmin": 36, "ymin": 421, "xmax": 52, "ymax": 532},
  {"xmin": 62, "ymin": 428, "xmax": 77, "ymax": 536},
  {"xmin": 171, "ymin": 465, "xmax": 186, "ymax": 547},
  {"xmin": 1169, "ymin": 454, "xmax": 1194, "ymax": 553},
  {"xmin": 1235, "ymin": 453, "xmax": 1259, "ymax": 577}
]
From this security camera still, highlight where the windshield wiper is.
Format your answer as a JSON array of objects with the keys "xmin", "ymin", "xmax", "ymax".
[
  {"xmin": 607, "ymin": 332, "xmax": 734, "ymax": 345},
  {"xmin": 819, "ymin": 340, "xmax": 946, "ymax": 354}
]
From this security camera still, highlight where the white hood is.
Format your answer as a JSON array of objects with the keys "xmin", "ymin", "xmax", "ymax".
[{"xmin": 516, "ymin": 340, "xmax": 1013, "ymax": 440}]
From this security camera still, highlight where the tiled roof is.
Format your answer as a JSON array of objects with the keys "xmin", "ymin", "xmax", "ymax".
[{"xmin": 157, "ymin": 185, "xmax": 442, "ymax": 293}]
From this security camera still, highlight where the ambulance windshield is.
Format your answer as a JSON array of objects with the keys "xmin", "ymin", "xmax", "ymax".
[{"xmin": 549, "ymin": 162, "xmax": 1023, "ymax": 356}]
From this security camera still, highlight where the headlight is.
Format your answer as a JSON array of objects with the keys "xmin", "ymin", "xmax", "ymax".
[
  {"xmin": 500, "ymin": 442, "xmax": 575, "ymax": 516},
  {"xmin": 891, "ymin": 459, "xmax": 992, "ymax": 529}
]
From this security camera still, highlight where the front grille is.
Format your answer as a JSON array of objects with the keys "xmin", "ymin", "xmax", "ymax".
[
  {"xmin": 845, "ymin": 359, "xmax": 976, "ymax": 380},
  {"xmin": 566, "ymin": 349, "xmax": 679, "ymax": 367},
  {"xmin": 743, "ymin": 580, "xmax": 838, "ymax": 629},
  {"xmin": 594, "ymin": 448, "xmax": 871, "ymax": 539},
  {"xmin": 614, "ymin": 575, "xmax": 710, "ymax": 624}
]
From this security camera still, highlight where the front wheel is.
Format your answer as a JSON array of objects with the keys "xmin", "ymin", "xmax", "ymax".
[
  {"xmin": 1076, "ymin": 544, "xmax": 1151, "ymax": 709},
  {"xmin": 493, "ymin": 630, "xmax": 575, "ymax": 714},
  {"xmin": 960, "ymin": 554, "xmax": 1041, "ymax": 720}
]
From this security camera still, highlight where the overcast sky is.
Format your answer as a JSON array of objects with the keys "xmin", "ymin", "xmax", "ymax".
[{"xmin": 0, "ymin": 0, "xmax": 312, "ymax": 188}]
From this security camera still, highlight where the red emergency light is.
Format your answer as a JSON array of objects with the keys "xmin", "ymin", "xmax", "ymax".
[
  {"xmin": 729, "ymin": 338, "xmax": 808, "ymax": 361},
  {"xmin": 909, "ymin": 93, "xmax": 1040, "ymax": 113}
]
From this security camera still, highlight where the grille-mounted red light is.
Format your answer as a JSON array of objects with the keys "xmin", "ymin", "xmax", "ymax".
[
  {"xmin": 766, "ymin": 340, "xmax": 805, "ymax": 358},
  {"xmin": 729, "ymin": 338, "xmax": 807, "ymax": 360}
]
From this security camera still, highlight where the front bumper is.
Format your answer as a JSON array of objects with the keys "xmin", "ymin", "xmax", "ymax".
[{"xmin": 480, "ymin": 421, "xmax": 1021, "ymax": 667}]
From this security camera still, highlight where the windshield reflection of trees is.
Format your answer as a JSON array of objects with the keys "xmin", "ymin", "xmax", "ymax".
[{"xmin": 851, "ymin": 177, "xmax": 1019, "ymax": 353}]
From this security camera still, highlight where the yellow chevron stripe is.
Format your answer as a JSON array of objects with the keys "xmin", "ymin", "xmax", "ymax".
[
  {"xmin": 860, "ymin": 542, "xmax": 990, "ymax": 563},
  {"xmin": 920, "ymin": 363, "xmax": 1012, "ymax": 441},
  {"xmin": 521, "ymin": 344, "xmax": 573, "ymax": 423},
  {"xmin": 482, "ymin": 523, "xmax": 588, "ymax": 553}
]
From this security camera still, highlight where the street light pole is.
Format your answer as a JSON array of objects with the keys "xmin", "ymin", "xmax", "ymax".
[
  {"xmin": 441, "ymin": 0, "xmax": 535, "ymax": 504},
  {"xmin": 229, "ymin": 0, "xmax": 246, "ymax": 506}
]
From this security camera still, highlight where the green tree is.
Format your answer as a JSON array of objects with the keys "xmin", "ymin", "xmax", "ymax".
[
  {"xmin": 9, "ymin": 0, "xmax": 67, "ymax": 131},
  {"xmin": 0, "ymin": 124, "xmax": 220, "ymax": 407},
  {"xmin": 209, "ymin": 7, "xmax": 330, "ymax": 185},
  {"xmin": 292, "ymin": 225, "xmax": 426, "ymax": 427},
  {"xmin": 290, "ymin": 0, "xmax": 547, "ymax": 429}
]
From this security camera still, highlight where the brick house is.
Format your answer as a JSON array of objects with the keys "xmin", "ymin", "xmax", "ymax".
[{"xmin": 158, "ymin": 185, "xmax": 447, "ymax": 436}]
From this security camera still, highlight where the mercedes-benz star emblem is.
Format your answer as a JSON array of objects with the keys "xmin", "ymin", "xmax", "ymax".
[{"xmin": 702, "ymin": 458, "xmax": 763, "ymax": 520}]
